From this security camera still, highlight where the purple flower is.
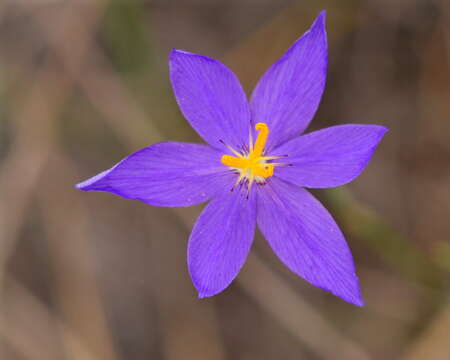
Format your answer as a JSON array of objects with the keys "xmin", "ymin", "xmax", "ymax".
[{"xmin": 77, "ymin": 11, "xmax": 387, "ymax": 306}]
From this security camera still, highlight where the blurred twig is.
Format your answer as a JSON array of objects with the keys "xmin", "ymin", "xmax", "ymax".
[
  {"xmin": 1, "ymin": 1, "xmax": 119, "ymax": 359},
  {"xmin": 326, "ymin": 188, "xmax": 446, "ymax": 289},
  {"xmin": 1, "ymin": 278, "xmax": 100, "ymax": 360},
  {"xmin": 0, "ymin": 66, "xmax": 66, "ymax": 289},
  {"xmin": 240, "ymin": 253, "xmax": 371, "ymax": 360},
  {"xmin": 31, "ymin": 0, "xmax": 157, "ymax": 149},
  {"xmin": 36, "ymin": 151, "xmax": 119, "ymax": 360},
  {"xmin": 402, "ymin": 301, "xmax": 450, "ymax": 360}
]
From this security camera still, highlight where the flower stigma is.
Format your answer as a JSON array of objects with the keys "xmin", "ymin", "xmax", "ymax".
[{"xmin": 221, "ymin": 122, "xmax": 284, "ymax": 190}]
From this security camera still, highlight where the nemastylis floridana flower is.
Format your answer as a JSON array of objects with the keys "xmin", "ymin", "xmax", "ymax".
[{"xmin": 77, "ymin": 11, "xmax": 387, "ymax": 306}]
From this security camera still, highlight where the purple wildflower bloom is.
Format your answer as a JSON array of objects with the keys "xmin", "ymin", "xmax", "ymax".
[{"xmin": 77, "ymin": 11, "xmax": 387, "ymax": 306}]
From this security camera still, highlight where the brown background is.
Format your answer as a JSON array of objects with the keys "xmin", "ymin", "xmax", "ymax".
[{"xmin": 0, "ymin": 0, "xmax": 449, "ymax": 359}]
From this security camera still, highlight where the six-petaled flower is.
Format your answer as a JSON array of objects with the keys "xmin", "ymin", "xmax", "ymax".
[{"xmin": 76, "ymin": 11, "xmax": 387, "ymax": 306}]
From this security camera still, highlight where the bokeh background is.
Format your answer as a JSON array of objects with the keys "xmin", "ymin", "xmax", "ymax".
[{"xmin": 0, "ymin": 0, "xmax": 449, "ymax": 359}]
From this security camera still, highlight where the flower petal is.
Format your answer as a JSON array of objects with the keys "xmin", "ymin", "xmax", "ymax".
[
  {"xmin": 272, "ymin": 124, "xmax": 388, "ymax": 188},
  {"xmin": 256, "ymin": 178, "xmax": 363, "ymax": 306},
  {"xmin": 250, "ymin": 11, "xmax": 328, "ymax": 150},
  {"xmin": 169, "ymin": 49, "xmax": 251, "ymax": 150},
  {"xmin": 188, "ymin": 189, "xmax": 256, "ymax": 298},
  {"xmin": 76, "ymin": 142, "xmax": 233, "ymax": 207}
]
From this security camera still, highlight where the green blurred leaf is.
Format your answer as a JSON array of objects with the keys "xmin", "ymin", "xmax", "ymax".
[{"xmin": 102, "ymin": 0, "xmax": 152, "ymax": 74}]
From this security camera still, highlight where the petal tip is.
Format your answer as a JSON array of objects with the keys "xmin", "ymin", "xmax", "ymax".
[
  {"xmin": 197, "ymin": 292, "xmax": 212, "ymax": 299},
  {"xmin": 190, "ymin": 273, "xmax": 220, "ymax": 299},
  {"xmin": 168, "ymin": 48, "xmax": 220, "ymax": 74},
  {"xmin": 344, "ymin": 277, "xmax": 365, "ymax": 307},
  {"xmin": 317, "ymin": 9, "xmax": 327, "ymax": 21},
  {"xmin": 74, "ymin": 182, "xmax": 85, "ymax": 190},
  {"xmin": 195, "ymin": 284, "xmax": 221, "ymax": 299},
  {"xmin": 334, "ymin": 281, "xmax": 364, "ymax": 307},
  {"xmin": 169, "ymin": 48, "xmax": 186, "ymax": 62},
  {"xmin": 170, "ymin": 48, "xmax": 209, "ymax": 61},
  {"xmin": 349, "ymin": 294, "xmax": 365, "ymax": 307},
  {"xmin": 379, "ymin": 125, "xmax": 389, "ymax": 135},
  {"xmin": 75, "ymin": 177, "xmax": 94, "ymax": 191},
  {"xmin": 313, "ymin": 10, "xmax": 327, "ymax": 30},
  {"xmin": 354, "ymin": 297, "xmax": 365, "ymax": 307},
  {"xmin": 373, "ymin": 125, "xmax": 389, "ymax": 143},
  {"xmin": 170, "ymin": 48, "xmax": 189, "ymax": 56},
  {"xmin": 74, "ymin": 168, "xmax": 113, "ymax": 191},
  {"xmin": 328, "ymin": 284, "xmax": 365, "ymax": 307},
  {"xmin": 169, "ymin": 49, "xmax": 198, "ymax": 66}
]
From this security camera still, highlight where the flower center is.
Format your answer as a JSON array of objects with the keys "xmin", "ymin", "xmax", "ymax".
[{"xmin": 221, "ymin": 123, "xmax": 282, "ymax": 188}]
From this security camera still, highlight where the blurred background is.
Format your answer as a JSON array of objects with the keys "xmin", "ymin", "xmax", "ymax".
[{"xmin": 0, "ymin": 0, "xmax": 449, "ymax": 359}]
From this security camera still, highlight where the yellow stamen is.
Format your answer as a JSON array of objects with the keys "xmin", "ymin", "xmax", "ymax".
[
  {"xmin": 221, "ymin": 155, "xmax": 248, "ymax": 169},
  {"xmin": 251, "ymin": 123, "xmax": 269, "ymax": 159},
  {"xmin": 221, "ymin": 122, "xmax": 281, "ymax": 189}
]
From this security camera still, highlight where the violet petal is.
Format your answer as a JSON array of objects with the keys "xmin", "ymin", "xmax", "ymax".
[
  {"xmin": 76, "ymin": 142, "xmax": 233, "ymax": 207},
  {"xmin": 188, "ymin": 189, "xmax": 256, "ymax": 298},
  {"xmin": 272, "ymin": 124, "xmax": 388, "ymax": 188},
  {"xmin": 250, "ymin": 11, "xmax": 328, "ymax": 151},
  {"xmin": 169, "ymin": 49, "xmax": 251, "ymax": 150},
  {"xmin": 256, "ymin": 178, "xmax": 363, "ymax": 306}
]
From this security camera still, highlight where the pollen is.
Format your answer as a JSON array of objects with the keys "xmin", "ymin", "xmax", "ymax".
[{"xmin": 221, "ymin": 123, "xmax": 282, "ymax": 189}]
